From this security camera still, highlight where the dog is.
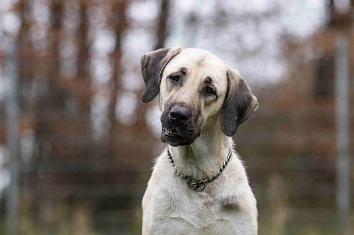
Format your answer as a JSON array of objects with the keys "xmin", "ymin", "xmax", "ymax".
[{"xmin": 140, "ymin": 46, "xmax": 259, "ymax": 235}]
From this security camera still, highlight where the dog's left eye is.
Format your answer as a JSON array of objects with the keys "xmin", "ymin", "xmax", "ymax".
[
  {"xmin": 204, "ymin": 87, "xmax": 216, "ymax": 96},
  {"xmin": 168, "ymin": 75, "xmax": 181, "ymax": 83}
]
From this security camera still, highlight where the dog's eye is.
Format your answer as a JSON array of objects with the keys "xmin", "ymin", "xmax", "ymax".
[
  {"xmin": 168, "ymin": 75, "xmax": 180, "ymax": 83},
  {"xmin": 204, "ymin": 87, "xmax": 216, "ymax": 96}
]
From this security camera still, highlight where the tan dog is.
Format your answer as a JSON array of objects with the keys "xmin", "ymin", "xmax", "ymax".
[{"xmin": 140, "ymin": 46, "xmax": 259, "ymax": 235}]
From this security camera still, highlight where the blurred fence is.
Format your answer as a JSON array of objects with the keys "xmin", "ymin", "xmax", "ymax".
[{"xmin": 0, "ymin": 0, "xmax": 353, "ymax": 235}]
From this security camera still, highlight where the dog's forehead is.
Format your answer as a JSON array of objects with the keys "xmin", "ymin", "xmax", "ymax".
[{"xmin": 164, "ymin": 48, "xmax": 227, "ymax": 81}]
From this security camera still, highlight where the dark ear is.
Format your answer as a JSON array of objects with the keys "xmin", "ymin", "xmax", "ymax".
[
  {"xmin": 140, "ymin": 46, "xmax": 183, "ymax": 103},
  {"xmin": 221, "ymin": 69, "xmax": 259, "ymax": 136}
]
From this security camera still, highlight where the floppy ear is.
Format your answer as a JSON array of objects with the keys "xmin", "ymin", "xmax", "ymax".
[
  {"xmin": 140, "ymin": 46, "xmax": 183, "ymax": 103},
  {"xmin": 221, "ymin": 69, "xmax": 259, "ymax": 136}
]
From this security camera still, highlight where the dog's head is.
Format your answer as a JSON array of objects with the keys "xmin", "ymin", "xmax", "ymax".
[{"xmin": 140, "ymin": 46, "xmax": 258, "ymax": 146}]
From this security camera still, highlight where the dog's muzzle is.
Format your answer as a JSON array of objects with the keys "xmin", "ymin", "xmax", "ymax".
[{"xmin": 161, "ymin": 105, "xmax": 200, "ymax": 146}]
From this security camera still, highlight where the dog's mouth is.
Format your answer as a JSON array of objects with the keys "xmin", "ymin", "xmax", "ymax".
[
  {"xmin": 161, "ymin": 127, "xmax": 188, "ymax": 146},
  {"xmin": 162, "ymin": 127, "xmax": 179, "ymax": 135}
]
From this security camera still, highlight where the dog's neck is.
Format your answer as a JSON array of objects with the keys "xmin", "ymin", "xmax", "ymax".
[{"xmin": 169, "ymin": 122, "xmax": 234, "ymax": 179}]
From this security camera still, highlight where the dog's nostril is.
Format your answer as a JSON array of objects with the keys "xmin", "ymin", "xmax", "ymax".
[{"xmin": 170, "ymin": 112, "xmax": 177, "ymax": 119}]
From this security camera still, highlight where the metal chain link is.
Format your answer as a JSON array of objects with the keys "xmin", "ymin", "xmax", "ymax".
[{"xmin": 167, "ymin": 145, "xmax": 233, "ymax": 192}]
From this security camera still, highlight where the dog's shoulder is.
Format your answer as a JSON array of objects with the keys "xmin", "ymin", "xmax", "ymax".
[
  {"xmin": 148, "ymin": 150, "xmax": 171, "ymax": 184},
  {"xmin": 145, "ymin": 150, "xmax": 185, "ymax": 199},
  {"xmin": 216, "ymin": 153, "xmax": 258, "ymax": 217}
]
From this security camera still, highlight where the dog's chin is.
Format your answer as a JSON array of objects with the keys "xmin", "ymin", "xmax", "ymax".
[{"xmin": 161, "ymin": 127, "xmax": 196, "ymax": 146}]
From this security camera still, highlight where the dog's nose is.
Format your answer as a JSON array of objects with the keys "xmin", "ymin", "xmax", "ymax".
[{"xmin": 169, "ymin": 106, "xmax": 190, "ymax": 123}]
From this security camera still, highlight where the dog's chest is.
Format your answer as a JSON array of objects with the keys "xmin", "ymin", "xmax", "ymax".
[
  {"xmin": 167, "ymin": 190, "xmax": 235, "ymax": 232},
  {"xmin": 195, "ymin": 194, "xmax": 220, "ymax": 223},
  {"xmin": 199, "ymin": 197, "xmax": 215, "ymax": 217}
]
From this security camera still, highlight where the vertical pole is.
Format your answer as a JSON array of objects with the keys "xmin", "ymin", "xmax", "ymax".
[
  {"xmin": 155, "ymin": 0, "xmax": 170, "ymax": 49},
  {"xmin": 335, "ymin": 35, "xmax": 350, "ymax": 234},
  {"xmin": 5, "ymin": 38, "xmax": 20, "ymax": 235}
]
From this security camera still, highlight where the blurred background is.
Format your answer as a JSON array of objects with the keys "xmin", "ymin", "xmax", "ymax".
[{"xmin": 0, "ymin": 0, "xmax": 353, "ymax": 234}]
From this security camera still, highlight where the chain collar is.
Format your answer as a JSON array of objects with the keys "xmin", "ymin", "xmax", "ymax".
[{"xmin": 167, "ymin": 145, "xmax": 233, "ymax": 192}]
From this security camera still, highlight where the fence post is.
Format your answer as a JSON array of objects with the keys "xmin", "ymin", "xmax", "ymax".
[
  {"xmin": 5, "ymin": 38, "xmax": 20, "ymax": 235},
  {"xmin": 335, "ymin": 35, "xmax": 350, "ymax": 234}
]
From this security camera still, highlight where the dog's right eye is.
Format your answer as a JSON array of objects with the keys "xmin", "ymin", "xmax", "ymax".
[{"xmin": 168, "ymin": 75, "xmax": 180, "ymax": 83}]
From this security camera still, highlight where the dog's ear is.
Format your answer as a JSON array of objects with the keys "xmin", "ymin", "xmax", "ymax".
[
  {"xmin": 140, "ymin": 46, "xmax": 183, "ymax": 103},
  {"xmin": 221, "ymin": 69, "xmax": 259, "ymax": 136}
]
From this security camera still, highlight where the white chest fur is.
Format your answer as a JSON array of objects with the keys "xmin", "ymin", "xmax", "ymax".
[{"xmin": 142, "ymin": 152, "xmax": 258, "ymax": 235}]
